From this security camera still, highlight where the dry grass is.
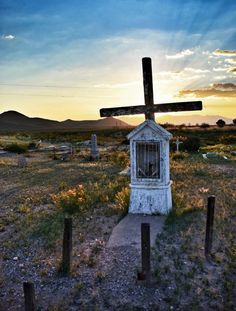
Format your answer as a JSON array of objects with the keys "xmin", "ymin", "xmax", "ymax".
[
  {"xmin": 154, "ymin": 154, "xmax": 236, "ymax": 310},
  {"xmin": 0, "ymin": 140, "xmax": 235, "ymax": 310}
]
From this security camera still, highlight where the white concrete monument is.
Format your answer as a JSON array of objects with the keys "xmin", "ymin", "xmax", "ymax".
[
  {"xmin": 100, "ymin": 57, "xmax": 202, "ymax": 215},
  {"xmin": 128, "ymin": 120, "xmax": 172, "ymax": 214}
]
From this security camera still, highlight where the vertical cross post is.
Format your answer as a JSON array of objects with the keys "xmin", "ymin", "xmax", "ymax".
[
  {"xmin": 205, "ymin": 195, "xmax": 215, "ymax": 259},
  {"xmin": 62, "ymin": 217, "xmax": 72, "ymax": 274},
  {"xmin": 141, "ymin": 223, "xmax": 151, "ymax": 283},
  {"xmin": 23, "ymin": 282, "xmax": 36, "ymax": 311},
  {"xmin": 142, "ymin": 57, "xmax": 155, "ymax": 121}
]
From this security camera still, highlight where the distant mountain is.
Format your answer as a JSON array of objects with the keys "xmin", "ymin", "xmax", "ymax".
[
  {"xmin": 61, "ymin": 116, "xmax": 128, "ymax": 129},
  {"xmin": 0, "ymin": 111, "xmax": 131, "ymax": 132},
  {"xmin": 0, "ymin": 111, "xmax": 60, "ymax": 131},
  {"xmin": 119, "ymin": 114, "xmax": 233, "ymax": 126},
  {"xmin": 158, "ymin": 114, "xmax": 232, "ymax": 125}
]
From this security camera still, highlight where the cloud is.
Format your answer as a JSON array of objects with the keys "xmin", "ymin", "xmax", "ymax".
[
  {"xmin": 213, "ymin": 49, "xmax": 236, "ymax": 57},
  {"xmin": 93, "ymin": 81, "xmax": 139, "ymax": 88},
  {"xmin": 214, "ymin": 75, "xmax": 227, "ymax": 80},
  {"xmin": 225, "ymin": 58, "xmax": 236, "ymax": 65},
  {"xmin": 159, "ymin": 70, "xmax": 205, "ymax": 81},
  {"xmin": 158, "ymin": 67, "xmax": 208, "ymax": 82},
  {"xmin": 213, "ymin": 83, "xmax": 236, "ymax": 90},
  {"xmin": 1, "ymin": 34, "xmax": 15, "ymax": 40},
  {"xmin": 165, "ymin": 49, "xmax": 194, "ymax": 59},
  {"xmin": 178, "ymin": 83, "xmax": 236, "ymax": 98},
  {"xmin": 227, "ymin": 67, "xmax": 236, "ymax": 74},
  {"xmin": 202, "ymin": 51, "xmax": 210, "ymax": 56},
  {"xmin": 213, "ymin": 67, "xmax": 227, "ymax": 72},
  {"xmin": 184, "ymin": 67, "xmax": 210, "ymax": 73}
]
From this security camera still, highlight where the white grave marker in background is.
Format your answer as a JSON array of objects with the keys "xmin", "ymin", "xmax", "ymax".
[
  {"xmin": 174, "ymin": 138, "xmax": 183, "ymax": 153},
  {"xmin": 91, "ymin": 134, "xmax": 99, "ymax": 159}
]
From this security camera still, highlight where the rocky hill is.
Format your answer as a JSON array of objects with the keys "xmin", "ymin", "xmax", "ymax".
[{"xmin": 0, "ymin": 111, "xmax": 131, "ymax": 131}]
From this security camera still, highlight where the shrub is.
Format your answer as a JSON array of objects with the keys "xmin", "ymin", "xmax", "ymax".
[
  {"xmin": 112, "ymin": 186, "xmax": 130, "ymax": 215},
  {"xmin": 216, "ymin": 119, "xmax": 226, "ymax": 127},
  {"xmin": 219, "ymin": 135, "xmax": 236, "ymax": 144},
  {"xmin": 200, "ymin": 123, "xmax": 210, "ymax": 128},
  {"xmin": 4, "ymin": 143, "xmax": 28, "ymax": 154},
  {"xmin": 179, "ymin": 123, "xmax": 186, "ymax": 129},
  {"xmin": 28, "ymin": 142, "xmax": 37, "ymax": 150},
  {"xmin": 120, "ymin": 138, "xmax": 129, "ymax": 145},
  {"xmin": 52, "ymin": 185, "xmax": 87, "ymax": 214},
  {"xmin": 182, "ymin": 137, "xmax": 200, "ymax": 152},
  {"xmin": 111, "ymin": 151, "xmax": 129, "ymax": 168},
  {"xmin": 171, "ymin": 152, "xmax": 188, "ymax": 160}
]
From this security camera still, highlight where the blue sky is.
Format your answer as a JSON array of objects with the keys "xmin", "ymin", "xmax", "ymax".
[{"xmin": 0, "ymin": 0, "xmax": 235, "ymax": 122}]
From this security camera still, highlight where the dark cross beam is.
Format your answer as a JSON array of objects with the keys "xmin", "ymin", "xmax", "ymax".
[{"xmin": 100, "ymin": 57, "xmax": 202, "ymax": 120}]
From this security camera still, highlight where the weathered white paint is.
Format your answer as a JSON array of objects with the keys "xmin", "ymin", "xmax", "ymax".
[{"xmin": 127, "ymin": 120, "xmax": 172, "ymax": 215}]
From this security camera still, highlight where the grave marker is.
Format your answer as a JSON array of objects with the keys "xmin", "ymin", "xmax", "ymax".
[
  {"xmin": 91, "ymin": 134, "xmax": 99, "ymax": 159},
  {"xmin": 18, "ymin": 154, "xmax": 27, "ymax": 168},
  {"xmin": 174, "ymin": 138, "xmax": 183, "ymax": 153},
  {"xmin": 100, "ymin": 57, "xmax": 202, "ymax": 214}
]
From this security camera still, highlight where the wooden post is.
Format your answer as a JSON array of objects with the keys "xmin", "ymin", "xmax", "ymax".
[
  {"xmin": 100, "ymin": 101, "xmax": 202, "ymax": 117},
  {"xmin": 142, "ymin": 57, "xmax": 155, "ymax": 121},
  {"xmin": 23, "ymin": 282, "xmax": 36, "ymax": 311},
  {"xmin": 205, "ymin": 195, "xmax": 215, "ymax": 258},
  {"xmin": 100, "ymin": 58, "xmax": 202, "ymax": 121},
  {"xmin": 141, "ymin": 223, "xmax": 151, "ymax": 283},
  {"xmin": 62, "ymin": 217, "xmax": 72, "ymax": 274}
]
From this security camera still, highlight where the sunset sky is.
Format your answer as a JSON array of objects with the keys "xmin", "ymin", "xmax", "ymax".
[{"xmin": 0, "ymin": 0, "xmax": 235, "ymax": 124}]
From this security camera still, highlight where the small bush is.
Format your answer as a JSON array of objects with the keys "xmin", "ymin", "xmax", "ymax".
[
  {"xmin": 52, "ymin": 185, "xmax": 87, "ymax": 214},
  {"xmin": 4, "ymin": 143, "xmax": 28, "ymax": 154},
  {"xmin": 216, "ymin": 119, "xmax": 226, "ymax": 127},
  {"xmin": 120, "ymin": 139, "xmax": 129, "ymax": 145},
  {"xmin": 182, "ymin": 137, "xmax": 200, "ymax": 152},
  {"xmin": 112, "ymin": 186, "xmax": 130, "ymax": 215},
  {"xmin": 219, "ymin": 135, "xmax": 236, "ymax": 144},
  {"xmin": 200, "ymin": 123, "xmax": 210, "ymax": 128},
  {"xmin": 111, "ymin": 151, "xmax": 129, "ymax": 168},
  {"xmin": 171, "ymin": 152, "xmax": 188, "ymax": 160},
  {"xmin": 28, "ymin": 142, "xmax": 37, "ymax": 150}
]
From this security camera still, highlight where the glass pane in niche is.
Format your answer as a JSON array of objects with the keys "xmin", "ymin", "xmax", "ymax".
[{"xmin": 136, "ymin": 142, "xmax": 160, "ymax": 179}]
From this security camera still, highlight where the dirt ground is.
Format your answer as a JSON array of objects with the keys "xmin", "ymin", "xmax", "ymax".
[{"xmin": 0, "ymin": 150, "xmax": 236, "ymax": 310}]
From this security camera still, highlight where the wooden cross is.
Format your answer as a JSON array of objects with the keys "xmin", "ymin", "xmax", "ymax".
[{"xmin": 100, "ymin": 57, "xmax": 202, "ymax": 120}]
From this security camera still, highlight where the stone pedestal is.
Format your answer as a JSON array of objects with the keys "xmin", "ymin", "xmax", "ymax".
[{"xmin": 129, "ymin": 182, "xmax": 172, "ymax": 215}]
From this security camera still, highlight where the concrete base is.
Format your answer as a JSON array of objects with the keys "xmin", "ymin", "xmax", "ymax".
[
  {"xmin": 129, "ymin": 183, "xmax": 172, "ymax": 215},
  {"xmin": 107, "ymin": 214, "xmax": 165, "ymax": 249}
]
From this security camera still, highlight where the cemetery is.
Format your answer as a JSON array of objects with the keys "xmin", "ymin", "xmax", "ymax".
[
  {"xmin": 0, "ymin": 124, "xmax": 236, "ymax": 310},
  {"xmin": 0, "ymin": 59, "xmax": 235, "ymax": 310}
]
